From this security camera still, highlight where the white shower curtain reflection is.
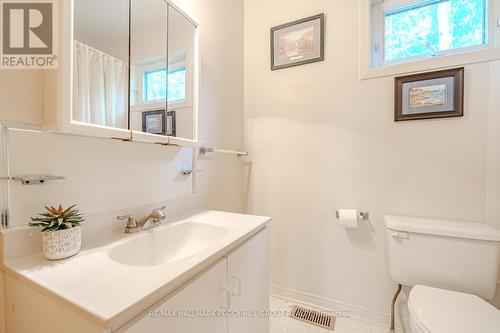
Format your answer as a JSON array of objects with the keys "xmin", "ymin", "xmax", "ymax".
[{"xmin": 73, "ymin": 41, "xmax": 128, "ymax": 128}]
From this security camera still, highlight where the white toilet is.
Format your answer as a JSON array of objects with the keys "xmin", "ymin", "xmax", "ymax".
[{"xmin": 384, "ymin": 215, "xmax": 500, "ymax": 333}]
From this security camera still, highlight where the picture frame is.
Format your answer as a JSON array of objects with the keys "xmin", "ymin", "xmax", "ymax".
[
  {"xmin": 142, "ymin": 110, "xmax": 176, "ymax": 136},
  {"xmin": 270, "ymin": 13, "xmax": 325, "ymax": 71},
  {"xmin": 395, "ymin": 67, "xmax": 464, "ymax": 122},
  {"xmin": 166, "ymin": 110, "xmax": 176, "ymax": 137},
  {"xmin": 142, "ymin": 110, "xmax": 166, "ymax": 135}
]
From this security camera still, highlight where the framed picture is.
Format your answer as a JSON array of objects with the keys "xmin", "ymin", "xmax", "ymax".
[
  {"xmin": 142, "ymin": 110, "xmax": 165, "ymax": 135},
  {"xmin": 142, "ymin": 110, "xmax": 176, "ymax": 136},
  {"xmin": 271, "ymin": 13, "xmax": 325, "ymax": 71},
  {"xmin": 166, "ymin": 111, "xmax": 176, "ymax": 137},
  {"xmin": 395, "ymin": 67, "xmax": 464, "ymax": 121}
]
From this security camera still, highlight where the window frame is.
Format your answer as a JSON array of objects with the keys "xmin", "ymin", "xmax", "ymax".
[
  {"xmin": 143, "ymin": 65, "xmax": 187, "ymax": 105},
  {"xmin": 130, "ymin": 55, "xmax": 191, "ymax": 113},
  {"xmin": 360, "ymin": 0, "xmax": 500, "ymax": 79}
]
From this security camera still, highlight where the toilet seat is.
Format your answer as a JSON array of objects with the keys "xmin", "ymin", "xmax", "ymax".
[{"xmin": 408, "ymin": 285, "xmax": 500, "ymax": 333}]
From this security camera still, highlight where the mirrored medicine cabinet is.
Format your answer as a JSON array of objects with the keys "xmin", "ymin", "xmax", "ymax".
[{"xmin": 53, "ymin": 0, "xmax": 199, "ymax": 145}]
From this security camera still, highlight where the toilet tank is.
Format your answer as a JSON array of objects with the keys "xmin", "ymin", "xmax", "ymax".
[{"xmin": 384, "ymin": 215, "xmax": 500, "ymax": 300}]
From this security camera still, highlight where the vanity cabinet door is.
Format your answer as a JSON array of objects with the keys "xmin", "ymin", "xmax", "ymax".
[
  {"xmin": 122, "ymin": 259, "xmax": 228, "ymax": 333},
  {"xmin": 227, "ymin": 228, "xmax": 269, "ymax": 333}
]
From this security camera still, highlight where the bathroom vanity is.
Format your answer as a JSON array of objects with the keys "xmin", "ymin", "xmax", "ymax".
[{"xmin": 0, "ymin": 211, "xmax": 270, "ymax": 333}]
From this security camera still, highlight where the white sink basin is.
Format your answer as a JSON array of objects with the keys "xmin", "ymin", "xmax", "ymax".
[{"xmin": 107, "ymin": 222, "xmax": 229, "ymax": 266}]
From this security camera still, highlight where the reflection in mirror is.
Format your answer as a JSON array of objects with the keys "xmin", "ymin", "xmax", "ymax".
[
  {"xmin": 130, "ymin": 1, "xmax": 196, "ymax": 140},
  {"xmin": 130, "ymin": 0, "xmax": 168, "ymax": 135},
  {"xmin": 167, "ymin": 6, "xmax": 196, "ymax": 140},
  {"xmin": 73, "ymin": 0, "xmax": 129, "ymax": 130}
]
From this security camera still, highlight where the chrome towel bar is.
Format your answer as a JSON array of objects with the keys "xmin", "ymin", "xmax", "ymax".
[{"xmin": 199, "ymin": 147, "xmax": 248, "ymax": 158}]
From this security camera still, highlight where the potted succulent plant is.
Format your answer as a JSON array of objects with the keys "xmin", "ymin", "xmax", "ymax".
[{"xmin": 29, "ymin": 204, "xmax": 84, "ymax": 260}]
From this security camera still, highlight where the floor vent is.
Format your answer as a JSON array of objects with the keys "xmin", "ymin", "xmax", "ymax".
[{"xmin": 290, "ymin": 305, "xmax": 336, "ymax": 331}]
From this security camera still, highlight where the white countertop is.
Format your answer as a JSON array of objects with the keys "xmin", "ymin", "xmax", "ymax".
[{"xmin": 2, "ymin": 210, "xmax": 270, "ymax": 330}]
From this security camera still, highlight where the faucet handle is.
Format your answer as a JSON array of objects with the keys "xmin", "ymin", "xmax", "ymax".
[
  {"xmin": 152, "ymin": 206, "xmax": 166, "ymax": 213},
  {"xmin": 153, "ymin": 206, "xmax": 167, "ymax": 221},
  {"xmin": 117, "ymin": 215, "xmax": 139, "ymax": 234},
  {"xmin": 151, "ymin": 206, "xmax": 166, "ymax": 219}
]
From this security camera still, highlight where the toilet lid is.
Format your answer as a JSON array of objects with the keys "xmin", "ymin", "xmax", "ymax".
[{"xmin": 408, "ymin": 285, "xmax": 500, "ymax": 333}]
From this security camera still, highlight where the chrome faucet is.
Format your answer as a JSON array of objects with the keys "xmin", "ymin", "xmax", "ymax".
[{"xmin": 117, "ymin": 206, "xmax": 166, "ymax": 234}]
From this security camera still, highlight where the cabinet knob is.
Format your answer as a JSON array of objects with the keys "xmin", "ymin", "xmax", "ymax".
[
  {"xmin": 220, "ymin": 285, "xmax": 231, "ymax": 310},
  {"xmin": 391, "ymin": 232, "xmax": 409, "ymax": 240},
  {"xmin": 231, "ymin": 275, "xmax": 242, "ymax": 296}
]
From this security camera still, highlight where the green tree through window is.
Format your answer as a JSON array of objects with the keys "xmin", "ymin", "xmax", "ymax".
[
  {"xmin": 144, "ymin": 67, "xmax": 186, "ymax": 103},
  {"xmin": 384, "ymin": 0, "xmax": 486, "ymax": 62}
]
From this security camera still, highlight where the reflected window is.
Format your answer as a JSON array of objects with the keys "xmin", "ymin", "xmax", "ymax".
[{"xmin": 143, "ymin": 67, "xmax": 186, "ymax": 103}]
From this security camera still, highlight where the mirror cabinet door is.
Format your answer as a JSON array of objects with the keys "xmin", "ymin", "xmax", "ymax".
[
  {"xmin": 129, "ymin": 0, "xmax": 168, "ymax": 136},
  {"xmin": 73, "ymin": 0, "xmax": 130, "ymax": 130},
  {"xmin": 129, "ymin": 1, "xmax": 197, "ymax": 141},
  {"xmin": 167, "ymin": 5, "xmax": 197, "ymax": 141}
]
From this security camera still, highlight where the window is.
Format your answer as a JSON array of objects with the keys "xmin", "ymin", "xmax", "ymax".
[
  {"xmin": 143, "ymin": 66, "xmax": 186, "ymax": 103},
  {"xmin": 372, "ymin": 0, "xmax": 488, "ymax": 67}
]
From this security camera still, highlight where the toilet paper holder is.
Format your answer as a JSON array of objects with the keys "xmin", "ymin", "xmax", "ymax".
[{"xmin": 335, "ymin": 210, "xmax": 369, "ymax": 220}]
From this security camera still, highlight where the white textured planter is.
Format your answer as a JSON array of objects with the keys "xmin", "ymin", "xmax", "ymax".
[{"xmin": 42, "ymin": 226, "xmax": 82, "ymax": 260}]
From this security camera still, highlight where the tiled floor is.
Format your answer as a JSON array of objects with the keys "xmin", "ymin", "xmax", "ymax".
[{"xmin": 269, "ymin": 296, "xmax": 393, "ymax": 333}]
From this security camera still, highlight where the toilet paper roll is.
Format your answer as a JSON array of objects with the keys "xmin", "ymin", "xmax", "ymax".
[{"xmin": 338, "ymin": 209, "xmax": 358, "ymax": 228}]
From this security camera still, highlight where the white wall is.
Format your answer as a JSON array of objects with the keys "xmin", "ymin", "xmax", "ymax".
[
  {"xmin": 175, "ymin": 0, "xmax": 246, "ymax": 212},
  {"xmin": 486, "ymin": 62, "xmax": 500, "ymax": 309},
  {"xmin": 6, "ymin": 129, "xmax": 193, "ymax": 228},
  {"xmin": 244, "ymin": 0, "xmax": 500, "ymax": 323},
  {"xmin": 0, "ymin": 71, "xmax": 43, "ymax": 126},
  {"xmin": 486, "ymin": 61, "xmax": 500, "ymax": 230}
]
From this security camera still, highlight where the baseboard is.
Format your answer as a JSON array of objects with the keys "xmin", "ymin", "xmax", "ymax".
[{"xmin": 269, "ymin": 284, "xmax": 410, "ymax": 327}]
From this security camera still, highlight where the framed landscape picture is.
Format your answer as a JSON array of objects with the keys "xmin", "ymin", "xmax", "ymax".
[
  {"xmin": 142, "ymin": 110, "xmax": 166, "ymax": 135},
  {"xmin": 395, "ymin": 68, "xmax": 464, "ymax": 121},
  {"xmin": 271, "ymin": 14, "xmax": 325, "ymax": 71},
  {"xmin": 142, "ymin": 110, "xmax": 176, "ymax": 136}
]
